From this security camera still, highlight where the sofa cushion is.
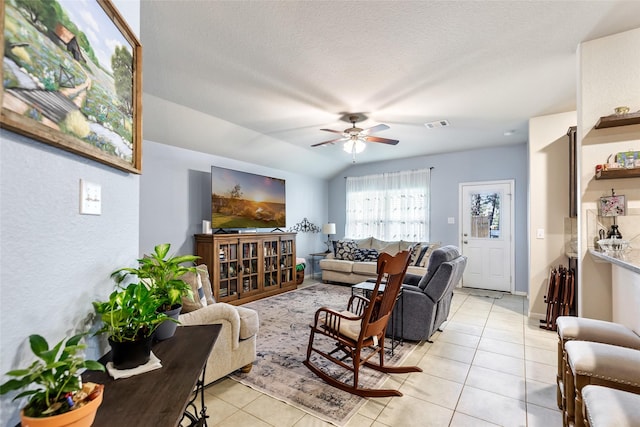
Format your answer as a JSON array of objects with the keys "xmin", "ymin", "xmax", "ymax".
[
  {"xmin": 352, "ymin": 237, "xmax": 373, "ymax": 248},
  {"xmin": 320, "ymin": 258, "xmax": 354, "ymax": 273},
  {"xmin": 371, "ymin": 238, "xmax": 400, "ymax": 255},
  {"xmin": 352, "ymin": 261, "xmax": 377, "ymax": 275},
  {"xmin": 406, "ymin": 265, "xmax": 429, "ymax": 276},
  {"xmin": 335, "ymin": 240, "xmax": 358, "ymax": 260},
  {"xmin": 353, "ymin": 248, "xmax": 379, "ymax": 262},
  {"xmin": 399, "ymin": 240, "xmax": 416, "ymax": 251}
]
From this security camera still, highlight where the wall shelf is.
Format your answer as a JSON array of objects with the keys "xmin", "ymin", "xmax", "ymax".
[
  {"xmin": 594, "ymin": 111, "xmax": 640, "ymax": 129},
  {"xmin": 595, "ymin": 168, "xmax": 640, "ymax": 180}
]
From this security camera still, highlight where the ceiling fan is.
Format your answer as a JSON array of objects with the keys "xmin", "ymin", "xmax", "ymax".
[{"xmin": 311, "ymin": 114, "xmax": 399, "ymax": 162}]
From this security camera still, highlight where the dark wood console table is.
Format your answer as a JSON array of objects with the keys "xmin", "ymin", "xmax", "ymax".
[{"xmin": 83, "ymin": 324, "xmax": 221, "ymax": 427}]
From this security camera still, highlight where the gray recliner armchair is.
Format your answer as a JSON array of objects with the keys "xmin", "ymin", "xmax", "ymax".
[{"xmin": 389, "ymin": 245, "xmax": 467, "ymax": 342}]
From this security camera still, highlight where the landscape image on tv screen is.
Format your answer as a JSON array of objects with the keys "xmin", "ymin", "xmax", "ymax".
[{"xmin": 211, "ymin": 166, "xmax": 286, "ymax": 229}]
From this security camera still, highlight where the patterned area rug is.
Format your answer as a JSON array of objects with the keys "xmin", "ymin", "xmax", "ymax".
[{"xmin": 229, "ymin": 282, "xmax": 417, "ymax": 426}]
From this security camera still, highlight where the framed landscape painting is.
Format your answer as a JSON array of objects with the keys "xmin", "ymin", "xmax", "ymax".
[{"xmin": 0, "ymin": 0, "xmax": 142, "ymax": 174}]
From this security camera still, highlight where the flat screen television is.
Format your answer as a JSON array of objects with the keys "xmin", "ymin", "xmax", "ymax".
[{"xmin": 211, "ymin": 166, "xmax": 286, "ymax": 229}]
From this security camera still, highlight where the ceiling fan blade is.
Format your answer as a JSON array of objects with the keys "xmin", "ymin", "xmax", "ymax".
[
  {"xmin": 363, "ymin": 123, "xmax": 390, "ymax": 134},
  {"xmin": 320, "ymin": 128, "xmax": 344, "ymax": 134},
  {"xmin": 364, "ymin": 135, "xmax": 399, "ymax": 145},
  {"xmin": 311, "ymin": 137, "xmax": 346, "ymax": 147}
]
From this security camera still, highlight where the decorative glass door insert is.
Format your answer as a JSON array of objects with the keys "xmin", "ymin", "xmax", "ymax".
[{"xmin": 469, "ymin": 191, "xmax": 501, "ymax": 239}]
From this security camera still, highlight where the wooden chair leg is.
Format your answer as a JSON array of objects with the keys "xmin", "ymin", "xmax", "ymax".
[
  {"xmin": 574, "ymin": 376, "xmax": 589, "ymax": 427},
  {"xmin": 564, "ymin": 362, "xmax": 575, "ymax": 427},
  {"xmin": 557, "ymin": 338, "xmax": 564, "ymax": 410}
]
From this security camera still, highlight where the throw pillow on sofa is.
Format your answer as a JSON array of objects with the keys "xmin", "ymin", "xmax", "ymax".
[
  {"xmin": 353, "ymin": 248, "xmax": 379, "ymax": 262},
  {"xmin": 410, "ymin": 243, "xmax": 430, "ymax": 266},
  {"xmin": 335, "ymin": 240, "xmax": 358, "ymax": 260},
  {"xmin": 181, "ymin": 264, "xmax": 216, "ymax": 313}
]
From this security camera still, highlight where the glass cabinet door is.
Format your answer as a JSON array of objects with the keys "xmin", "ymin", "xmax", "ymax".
[
  {"xmin": 241, "ymin": 242, "xmax": 259, "ymax": 294},
  {"xmin": 263, "ymin": 239, "xmax": 279, "ymax": 289},
  {"xmin": 217, "ymin": 241, "xmax": 238, "ymax": 300},
  {"xmin": 279, "ymin": 238, "xmax": 294, "ymax": 284}
]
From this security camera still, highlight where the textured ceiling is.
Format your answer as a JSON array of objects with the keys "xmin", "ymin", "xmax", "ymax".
[{"xmin": 140, "ymin": 1, "xmax": 640, "ymax": 178}]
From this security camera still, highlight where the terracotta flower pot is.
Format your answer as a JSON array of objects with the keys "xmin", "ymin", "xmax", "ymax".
[{"xmin": 20, "ymin": 388, "xmax": 103, "ymax": 427}]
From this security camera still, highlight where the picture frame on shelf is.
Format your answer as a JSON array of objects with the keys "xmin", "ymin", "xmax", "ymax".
[
  {"xmin": 1, "ymin": 0, "xmax": 142, "ymax": 174},
  {"xmin": 599, "ymin": 194, "xmax": 626, "ymax": 217}
]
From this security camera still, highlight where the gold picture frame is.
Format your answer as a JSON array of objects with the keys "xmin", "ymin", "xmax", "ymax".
[{"xmin": 1, "ymin": 0, "xmax": 142, "ymax": 174}]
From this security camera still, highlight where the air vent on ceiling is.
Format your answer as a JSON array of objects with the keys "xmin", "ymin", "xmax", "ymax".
[{"xmin": 424, "ymin": 119, "xmax": 450, "ymax": 129}]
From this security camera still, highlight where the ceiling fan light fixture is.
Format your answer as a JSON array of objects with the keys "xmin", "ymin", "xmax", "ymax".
[{"xmin": 343, "ymin": 139, "xmax": 366, "ymax": 154}]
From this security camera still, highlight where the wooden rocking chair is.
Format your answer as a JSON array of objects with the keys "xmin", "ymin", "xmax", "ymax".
[{"xmin": 303, "ymin": 250, "xmax": 422, "ymax": 397}]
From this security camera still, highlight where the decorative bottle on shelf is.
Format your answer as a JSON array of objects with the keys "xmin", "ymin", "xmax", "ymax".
[{"xmin": 607, "ymin": 224, "xmax": 622, "ymax": 239}]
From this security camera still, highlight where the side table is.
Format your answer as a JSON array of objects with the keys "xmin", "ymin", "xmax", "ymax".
[
  {"xmin": 309, "ymin": 252, "xmax": 329, "ymax": 280},
  {"xmin": 351, "ymin": 281, "xmax": 403, "ymax": 354},
  {"xmin": 83, "ymin": 324, "xmax": 221, "ymax": 427}
]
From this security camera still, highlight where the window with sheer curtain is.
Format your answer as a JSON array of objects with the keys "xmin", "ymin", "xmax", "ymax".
[{"xmin": 345, "ymin": 169, "xmax": 430, "ymax": 241}]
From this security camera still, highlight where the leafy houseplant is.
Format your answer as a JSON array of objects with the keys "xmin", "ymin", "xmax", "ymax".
[
  {"xmin": 93, "ymin": 282, "xmax": 168, "ymax": 369},
  {"xmin": 93, "ymin": 282, "xmax": 168, "ymax": 343},
  {"xmin": 295, "ymin": 262, "xmax": 305, "ymax": 285},
  {"xmin": 111, "ymin": 243, "xmax": 199, "ymax": 312},
  {"xmin": 110, "ymin": 243, "xmax": 200, "ymax": 341},
  {"xmin": 0, "ymin": 334, "xmax": 105, "ymax": 422}
]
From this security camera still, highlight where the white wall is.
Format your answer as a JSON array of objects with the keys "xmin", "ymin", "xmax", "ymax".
[
  {"xmin": 140, "ymin": 140, "xmax": 329, "ymax": 268},
  {"xmin": 0, "ymin": 2, "xmax": 140, "ymax": 425},
  {"xmin": 528, "ymin": 111, "xmax": 577, "ymax": 317},
  {"xmin": 578, "ymin": 27, "xmax": 640, "ymax": 320}
]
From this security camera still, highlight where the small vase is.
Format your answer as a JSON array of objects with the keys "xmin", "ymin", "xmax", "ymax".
[
  {"xmin": 607, "ymin": 225, "xmax": 622, "ymax": 239},
  {"xmin": 109, "ymin": 334, "xmax": 153, "ymax": 370},
  {"xmin": 154, "ymin": 304, "xmax": 182, "ymax": 341}
]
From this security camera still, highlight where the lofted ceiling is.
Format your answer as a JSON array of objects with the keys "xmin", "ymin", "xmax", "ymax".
[{"xmin": 140, "ymin": 1, "xmax": 640, "ymax": 179}]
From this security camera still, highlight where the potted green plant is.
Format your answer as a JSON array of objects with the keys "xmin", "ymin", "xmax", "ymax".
[
  {"xmin": 111, "ymin": 243, "xmax": 199, "ymax": 340},
  {"xmin": 0, "ymin": 333, "xmax": 105, "ymax": 427},
  {"xmin": 295, "ymin": 261, "xmax": 305, "ymax": 285},
  {"xmin": 93, "ymin": 282, "xmax": 168, "ymax": 369}
]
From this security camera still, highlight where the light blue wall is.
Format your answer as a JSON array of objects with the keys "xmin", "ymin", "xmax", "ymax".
[
  {"xmin": 0, "ymin": 111, "xmax": 140, "ymax": 426},
  {"xmin": 0, "ymin": 3, "xmax": 140, "ymax": 425},
  {"xmin": 328, "ymin": 144, "xmax": 529, "ymax": 293},
  {"xmin": 140, "ymin": 140, "xmax": 329, "ymax": 265}
]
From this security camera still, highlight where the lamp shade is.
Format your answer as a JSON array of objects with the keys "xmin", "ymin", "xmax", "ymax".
[{"xmin": 322, "ymin": 223, "xmax": 336, "ymax": 235}]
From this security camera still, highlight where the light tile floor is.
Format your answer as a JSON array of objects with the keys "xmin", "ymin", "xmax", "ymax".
[{"xmin": 200, "ymin": 287, "xmax": 561, "ymax": 426}]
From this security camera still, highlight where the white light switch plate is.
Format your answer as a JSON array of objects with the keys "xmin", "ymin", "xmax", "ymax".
[
  {"xmin": 447, "ymin": 217, "xmax": 455, "ymax": 224},
  {"xmin": 536, "ymin": 228, "xmax": 544, "ymax": 239},
  {"xmin": 80, "ymin": 180, "xmax": 101, "ymax": 215}
]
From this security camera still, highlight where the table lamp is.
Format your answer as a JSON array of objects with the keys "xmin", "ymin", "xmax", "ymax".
[{"xmin": 322, "ymin": 223, "xmax": 336, "ymax": 253}]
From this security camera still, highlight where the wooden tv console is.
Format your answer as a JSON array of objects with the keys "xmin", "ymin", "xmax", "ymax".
[{"xmin": 194, "ymin": 232, "xmax": 297, "ymax": 305}]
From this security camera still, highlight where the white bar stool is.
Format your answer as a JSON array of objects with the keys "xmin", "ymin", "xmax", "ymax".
[
  {"xmin": 565, "ymin": 341, "xmax": 640, "ymax": 427},
  {"xmin": 556, "ymin": 316, "xmax": 640, "ymax": 410},
  {"xmin": 582, "ymin": 385, "xmax": 640, "ymax": 427}
]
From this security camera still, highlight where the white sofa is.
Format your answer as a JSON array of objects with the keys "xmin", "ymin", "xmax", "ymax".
[
  {"xmin": 178, "ymin": 266, "xmax": 259, "ymax": 385},
  {"xmin": 320, "ymin": 237, "xmax": 439, "ymax": 285}
]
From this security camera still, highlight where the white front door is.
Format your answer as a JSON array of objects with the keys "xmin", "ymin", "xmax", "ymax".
[{"xmin": 459, "ymin": 181, "xmax": 514, "ymax": 292}]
